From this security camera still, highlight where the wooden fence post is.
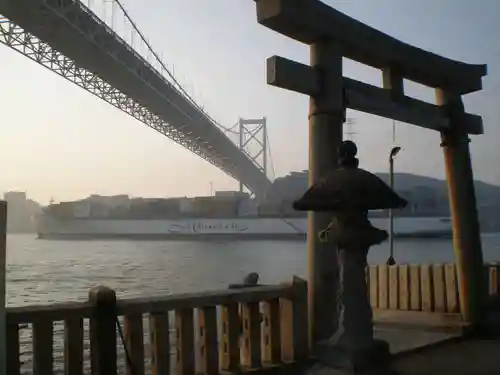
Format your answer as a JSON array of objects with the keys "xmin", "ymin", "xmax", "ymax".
[
  {"xmin": 0, "ymin": 201, "xmax": 6, "ymax": 375},
  {"xmin": 281, "ymin": 277, "xmax": 309, "ymax": 362},
  {"xmin": 88, "ymin": 286, "xmax": 117, "ymax": 375}
]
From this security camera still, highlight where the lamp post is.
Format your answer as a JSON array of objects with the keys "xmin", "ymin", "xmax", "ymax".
[{"xmin": 387, "ymin": 146, "xmax": 401, "ymax": 265}]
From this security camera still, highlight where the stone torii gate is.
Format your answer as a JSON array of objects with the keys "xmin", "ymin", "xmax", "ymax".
[{"xmin": 252, "ymin": 0, "xmax": 487, "ymax": 346}]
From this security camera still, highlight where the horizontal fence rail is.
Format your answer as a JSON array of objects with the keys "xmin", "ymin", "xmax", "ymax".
[
  {"xmin": 6, "ymin": 277, "xmax": 308, "ymax": 375},
  {"xmin": 367, "ymin": 263, "xmax": 500, "ymax": 313}
]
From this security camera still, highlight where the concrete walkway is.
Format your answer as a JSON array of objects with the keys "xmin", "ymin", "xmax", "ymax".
[
  {"xmin": 374, "ymin": 326, "xmax": 460, "ymax": 354},
  {"xmin": 260, "ymin": 311, "xmax": 500, "ymax": 375},
  {"xmin": 373, "ymin": 309, "xmax": 466, "ymax": 354},
  {"xmin": 309, "ymin": 315, "xmax": 499, "ymax": 374},
  {"xmin": 392, "ymin": 337, "xmax": 500, "ymax": 374}
]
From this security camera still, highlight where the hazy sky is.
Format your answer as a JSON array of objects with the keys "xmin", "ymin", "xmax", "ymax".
[{"xmin": 0, "ymin": 0, "xmax": 499, "ymax": 204}]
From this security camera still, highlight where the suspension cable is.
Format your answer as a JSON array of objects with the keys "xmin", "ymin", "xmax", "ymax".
[
  {"xmin": 111, "ymin": 0, "xmax": 236, "ymax": 133},
  {"xmin": 266, "ymin": 130, "xmax": 276, "ymax": 180}
]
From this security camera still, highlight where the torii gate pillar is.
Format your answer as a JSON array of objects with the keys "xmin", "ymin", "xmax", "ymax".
[
  {"xmin": 307, "ymin": 41, "xmax": 344, "ymax": 343},
  {"xmin": 253, "ymin": 0, "xmax": 488, "ymax": 348},
  {"xmin": 437, "ymin": 90, "xmax": 485, "ymax": 324}
]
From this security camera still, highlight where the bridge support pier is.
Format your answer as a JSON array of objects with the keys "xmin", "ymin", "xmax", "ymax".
[
  {"xmin": 307, "ymin": 40, "xmax": 344, "ymax": 345},
  {"xmin": 437, "ymin": 89, "xmax": 486, "ymax": 326}
]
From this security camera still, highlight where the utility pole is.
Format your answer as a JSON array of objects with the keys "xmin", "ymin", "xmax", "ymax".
[{"xmin": 344, "ymin": 117, "xmax": 357, "ymax": 141}]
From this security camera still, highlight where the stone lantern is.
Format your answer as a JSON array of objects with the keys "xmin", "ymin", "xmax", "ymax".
[{"xmin": 294, "ymin": 140, "xmax": 408, "ymax": 372}]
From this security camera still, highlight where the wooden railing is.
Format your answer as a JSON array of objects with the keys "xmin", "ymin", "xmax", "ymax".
[
  {"xmin": 5, "ymin": 263, "xmax": 500, "ymax": 374},
  {"xmin": 367, "ymin": 263, "xmax": 500, "ymax": 313},
  {"xmin": 6, "ymin": 277, "xmax": 308, "ymax": 375}
]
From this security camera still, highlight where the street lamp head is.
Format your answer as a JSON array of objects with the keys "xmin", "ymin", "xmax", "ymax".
[{"xmin": 390, "ymin": 146, "xmax": 401, "ymax": 159}]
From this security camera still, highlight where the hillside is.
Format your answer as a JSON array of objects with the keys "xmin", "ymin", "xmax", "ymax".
[
  {"xmin": 268, "ymin": 170, "xmax": 500, "ymax": 203},
  {"xmin": 376, "ymin": 172, "xmax": 500, "ymax": 205},
  {"xmin": 266, "ymin": 171, "xmax": 500, "ymax": 230}
]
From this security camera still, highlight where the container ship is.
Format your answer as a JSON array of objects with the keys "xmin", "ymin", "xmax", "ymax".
[{"xmin": 36, "ymin": 192, "xmax": 453, "ymax": 241}]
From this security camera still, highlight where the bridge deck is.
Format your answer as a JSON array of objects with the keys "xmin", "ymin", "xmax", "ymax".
[{"xmin": 0, "ymin": 0, "xmax": 271, "ymax": 195}]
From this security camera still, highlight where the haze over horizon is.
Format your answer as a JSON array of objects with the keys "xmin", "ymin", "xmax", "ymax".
[{"xmin": 1, "ymin": 0, "xmax": 499, "ymax": 205}]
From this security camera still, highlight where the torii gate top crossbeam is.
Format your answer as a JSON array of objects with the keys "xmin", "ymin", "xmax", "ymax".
[{"xmin": 255, "ymin": 0, "xmax": 486, "ymax": 95}]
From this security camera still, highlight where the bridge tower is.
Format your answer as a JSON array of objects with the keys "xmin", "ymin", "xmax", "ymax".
[{"xmin": 238, "ymin": 118, "xmax": 268, "ymax": 194}]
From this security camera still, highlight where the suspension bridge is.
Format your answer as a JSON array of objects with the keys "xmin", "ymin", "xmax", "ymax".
[{"xmin": 0, "ymin": 0, "xmax": 273, "ymax": 198}]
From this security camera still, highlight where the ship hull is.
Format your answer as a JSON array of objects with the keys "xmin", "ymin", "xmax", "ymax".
[
  {"xmin": 37, "ymin": 232, "xmax": 308, "ymax": 241},
  {"xmin": 36, "ymin": 216, "xmax": 453, "ymax": 241}
]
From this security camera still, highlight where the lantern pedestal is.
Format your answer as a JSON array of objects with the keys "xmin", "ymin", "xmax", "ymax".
[
  {"xmin": 292, "ymin": 141, "xmax": 409, "ymax": 374},
  {"xmin": 312, "ymin": 212, "xmax": 391, "ymax": 374}
]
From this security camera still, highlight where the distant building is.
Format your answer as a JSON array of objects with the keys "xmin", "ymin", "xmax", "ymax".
[
  {"xmin": 3, "ymin": 191, "xmax": 41, "ymax": 233},
  {"xmin": 4, "ymin": 191, "xmax": 27, "ymax": 205}
]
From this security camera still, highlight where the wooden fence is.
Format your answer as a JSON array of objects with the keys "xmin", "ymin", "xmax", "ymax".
[
  {"xmin": 6, "ymin": 277, "xmax": 308, "ymax": 375},
  {"xmin": 367, "ymin": 263, "xmax": 500, "ymax": 313},
  {"xmin": 5, "ymin": 263, "xmax": 500, "ymax": 374}
]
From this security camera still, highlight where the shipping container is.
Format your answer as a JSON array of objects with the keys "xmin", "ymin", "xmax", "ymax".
[
  {"xmin": 46, "ymin": 202, "xmax": 75, "ymax": 218},
  {"xmin": 90, "ymin": 203, "xmax": 110, "ymax": 218},
  {"xmin": 238, "ymin": 199, "xmax": 259, "ymax": 217},
  {"xmin": 73, "ymin": 201, "xmax": 91, "ymax": 218},
  {"xmin": 214, "ymin": 191, "xmax": 249, "ymax": 199},
  {"xmin": 258, "ymin": 203, "xmax": 281, "ymax": 217},
  {"xmin": 179, "ymin": 198, "xmax": 194, "ymax": 214}
]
